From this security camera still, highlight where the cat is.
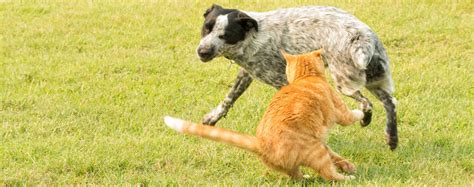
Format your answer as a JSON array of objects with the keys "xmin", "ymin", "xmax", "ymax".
[{"xmin": 164, "ymin": 49, "xmax": 364, "ymax": 181}]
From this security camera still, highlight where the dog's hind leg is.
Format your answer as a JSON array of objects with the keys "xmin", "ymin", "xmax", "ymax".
[
  {"xmin": 364, "ymin": 48, "xmax": 398, "ymax": 150},
  {"xmin": 344, "ymin": 90, "xmax": 373, "ymax": 127},
  {"xmin": 367, "ymin": 86, "xmax": 398, "ymax": 150},
  {"xmin": 202, "ymin": 69, "xmax": 253, "ymax": 125}
]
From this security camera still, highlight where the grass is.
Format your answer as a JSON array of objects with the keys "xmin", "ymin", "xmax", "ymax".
[{"xmin": 0, "ymin": 0, "xmax": 473, "ymax": 185}]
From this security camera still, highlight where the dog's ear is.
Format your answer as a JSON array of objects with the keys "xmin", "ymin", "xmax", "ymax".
[
  {"xmin": 203, "ymin": 4, "xmax": 222, "ymax": 17},
  {"xmin": 236, "ymin": 12, "xmax": 258, "ymax": 32}
]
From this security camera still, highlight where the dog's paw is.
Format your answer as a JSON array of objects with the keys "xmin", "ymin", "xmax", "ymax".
[
  {"xmin": 360, "ymin": 110, "xmax": 372, "ymax": 127},
  {"xmin": 202, "ymin": 105, "xmax": 228, "ymax": 125},
  {"xmin": 202, "ymin": 113, "xmax": 218, "ymax": 126},
  {"xmin": 386, "ymin": 132, "xmax": 398, "ymax": 150}
]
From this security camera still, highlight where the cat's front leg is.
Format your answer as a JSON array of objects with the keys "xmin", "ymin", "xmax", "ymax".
[
  {"xmin": 347, "ymin": 91, "xmax": 373, "ymax": 126},
  {"xmin": 329, "ymin": 89, "xmax": 364, "ymax": 126}
]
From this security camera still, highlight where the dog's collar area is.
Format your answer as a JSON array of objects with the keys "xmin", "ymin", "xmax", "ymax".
[{"xmin": 227, "ymin": 59, "xmax": 235, "ymax": 69}]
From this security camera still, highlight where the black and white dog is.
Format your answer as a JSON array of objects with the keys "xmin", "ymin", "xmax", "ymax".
[{"xmin": 196, "ymin": 4, "xmax": 398, "ymax": 150}]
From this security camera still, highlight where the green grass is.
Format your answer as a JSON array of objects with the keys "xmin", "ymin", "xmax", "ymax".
[{"xmin": 1, "ymin": 0, "xmax": 473, "ymax": 185}]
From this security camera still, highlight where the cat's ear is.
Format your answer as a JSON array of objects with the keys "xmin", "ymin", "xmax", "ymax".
[
  {"xmin": 311, "ymin": 49, "xmax": 326, "ymax": 74},
  {"xmin": 280, "ymin": 49, "xmax": 294, "ymax": 62},
  {"xmin": 311, "ymin": 49, "xmax": 324, "ymax": 58}
]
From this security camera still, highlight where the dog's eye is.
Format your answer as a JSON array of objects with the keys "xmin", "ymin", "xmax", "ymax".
[
  {"xmin": 205, "ymin": 21, "xmax": 214, "ymax": 30},
  {"xmin": 218, "ymin": 35, "xmax": 224, "ymax": 39}
]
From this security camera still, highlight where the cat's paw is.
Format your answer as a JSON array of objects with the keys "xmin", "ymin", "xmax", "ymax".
[
  {"xmin": 351, "ymin": 110, "xmax": 364, "ymax": 120},
  {"xmin": 344, "ymin": 175, "xmax": 356, "ymax": 180},
  {"xmin": 337, "ymin": 161, "xmax": 356, "ymax": 174}
]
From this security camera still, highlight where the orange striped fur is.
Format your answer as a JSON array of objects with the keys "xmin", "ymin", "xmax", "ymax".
[{"xmin": 164, "ymin": 49, "xmax": 363, "ymax": 181}]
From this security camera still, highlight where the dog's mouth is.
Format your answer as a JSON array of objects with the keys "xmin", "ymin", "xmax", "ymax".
[
  {"xmin": 198, "ymin": 52, "xmax": 219, "ymax": 62},
  {"xmin": 199, "ymin": 56, "xmax": 215, "ymax": 62}
]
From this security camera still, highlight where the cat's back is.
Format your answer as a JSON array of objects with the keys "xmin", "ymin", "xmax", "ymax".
[
  {"xmin": 259, "ymin": 76, "xmax": 335, "ymax": 131},
  {"xmin": 276, "ymin": 78, "xmax": 328, "ymax": 104}
]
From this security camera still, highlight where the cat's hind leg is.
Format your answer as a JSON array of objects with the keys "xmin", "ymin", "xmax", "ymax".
[
  {"xmin": 325, "ymin": 145, "xmax": 356, "ymax": 174},
  {"xmin": 261, "ymin": 159, "xmax": 303, "ymax": 180},
  {"xmin": 287, "ymin": 167, "xmax": 304, "ymax": 180},
  {"xmin": 304, "ymin": 145, "xmax": 354, "ymax": 181}
]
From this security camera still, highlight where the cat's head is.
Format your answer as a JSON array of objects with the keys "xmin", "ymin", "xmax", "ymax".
[{"xmin": 281, "ymin": 49, "xmax": 325, "ymax": 83}]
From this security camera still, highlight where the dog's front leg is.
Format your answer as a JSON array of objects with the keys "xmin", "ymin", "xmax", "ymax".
[{"xmin": 202, "ymin": 69, "xmax": 253, "ymax": 125}]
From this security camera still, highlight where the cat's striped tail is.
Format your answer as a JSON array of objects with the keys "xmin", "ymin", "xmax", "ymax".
[{"xmin": 163, "ymin": 116, "xmax": 260, "ymax": 154}]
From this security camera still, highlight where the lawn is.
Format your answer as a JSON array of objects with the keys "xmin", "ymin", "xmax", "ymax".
[{"xmin": 0, "ymin": 0, "xmax": 473, "ymax": 185}]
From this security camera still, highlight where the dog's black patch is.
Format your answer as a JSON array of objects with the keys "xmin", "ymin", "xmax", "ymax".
[
  {"xmin": 201, "ymin": 4, "xmax": 236, "ymax": 37},
  {"xmin": 201, "ymin": 4, "xmax": 258, "ymax": 45},
  {"xmin": 222, "ymin": 11, "xmax": 258, "ymax": 44},
  {"xmin": 366, "ymin": 54, "xmax": 386, "ymax": 82}
]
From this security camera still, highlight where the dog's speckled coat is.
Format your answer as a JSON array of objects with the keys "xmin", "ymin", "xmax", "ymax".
[{"xmin": 196, "ymin": 4, "xmax": 398, "ymax": 149}]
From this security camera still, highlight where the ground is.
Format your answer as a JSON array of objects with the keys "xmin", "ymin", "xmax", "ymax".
[{"xmin": 0, "ymin": 0, "xmax": 473, "ymax": 185}]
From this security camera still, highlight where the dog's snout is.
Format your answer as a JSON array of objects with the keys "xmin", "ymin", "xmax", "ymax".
[{"xmin": 198, "ymin": 47, "xmax": 213, "ymax": 58}]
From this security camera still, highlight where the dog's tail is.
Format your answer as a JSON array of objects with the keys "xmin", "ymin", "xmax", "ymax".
[
  {"xmin": 350, "ymin": 36, "xmax": 375, "ymax": 70},
  {"xmin": 164, "ymin": 116, "xmax": 260, "ymax": 154}
]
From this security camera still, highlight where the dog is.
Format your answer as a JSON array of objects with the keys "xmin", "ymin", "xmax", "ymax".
[{"xmin": 196, "ymin": 4, "xmax": 398, "ymax": 150}]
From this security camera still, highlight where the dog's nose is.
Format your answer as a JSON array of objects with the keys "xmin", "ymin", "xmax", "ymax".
[{"xmin": 197, "ymin": 47, "xmax": 214, "ymax": 59}]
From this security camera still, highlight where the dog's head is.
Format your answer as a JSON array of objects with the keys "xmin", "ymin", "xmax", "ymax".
[{"xmin": 197, "ymin": 4, "xmax": 258, "ymax": 62}]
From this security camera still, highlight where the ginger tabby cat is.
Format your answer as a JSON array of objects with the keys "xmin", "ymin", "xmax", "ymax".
[{"xmin": 164, "ymin": 49, "xmax": 364, "ymax": 181}]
